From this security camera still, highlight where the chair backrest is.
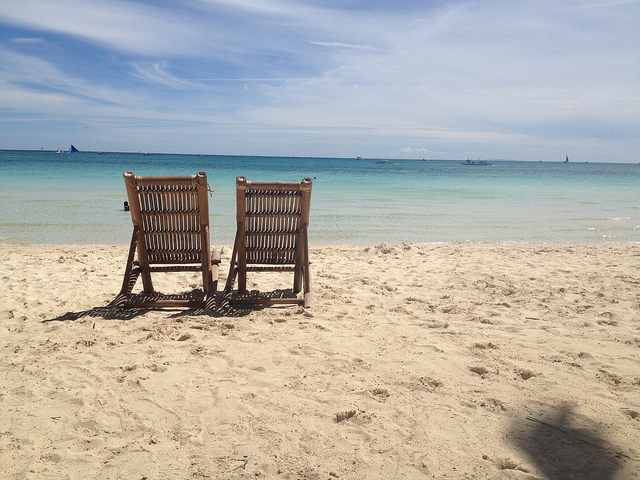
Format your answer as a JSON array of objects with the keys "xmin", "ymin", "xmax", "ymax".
[
  {"xmin": 123, "ymin": 171, "xmax": 211, "ymax": 265},
  {"xmin": 236, "ymin": 176, "xmax": 312, "ymax": 265}
]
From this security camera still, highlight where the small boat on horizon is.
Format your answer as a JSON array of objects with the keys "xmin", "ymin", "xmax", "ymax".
[
  {"xmin": 462, "ymin": 159, "xmax": 491, "ymax": 166},
  {"xmin": 69, "ymin": 144, "xmax": 79, "ymax": 153},
  {"xmin": 376, "ymin": 159, "xmax": 389, "ymax": 164}
]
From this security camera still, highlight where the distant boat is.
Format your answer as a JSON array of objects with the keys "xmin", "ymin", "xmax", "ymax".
[
  {"xmin": 357, "ymin": 155, "xmax": 362, "ymax": 160},
  {"xmin": 564, "ymin": 155, "xmax": 569, "ymax": 163},
  {"xmin": 462, "ymin": 159, "xmax": 491, "ymax": 166},
  {"xmin": 69, "ymin": 144, "xmax": 79, "ymax": 153},
  {"xmin": 56, "ymin": 149, "xmax": 64, "ymax": 153},
  {"xmin": 376, "ymin": 159, "xmax": 389, "ymax": 164}
]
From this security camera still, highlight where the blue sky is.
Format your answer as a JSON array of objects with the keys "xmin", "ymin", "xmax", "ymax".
[{"xmin": 0, "ymin": 0, "xmax": 638, "ymax": 162}]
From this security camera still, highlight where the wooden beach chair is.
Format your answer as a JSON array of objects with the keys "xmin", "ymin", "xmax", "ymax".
[
  {"xmin": 115, "ymin": 171, "xmax": 220, "ymax": 311},
  {"xmin": 224, "ymin": 176, "xmax": 313, "ymax": 308}
]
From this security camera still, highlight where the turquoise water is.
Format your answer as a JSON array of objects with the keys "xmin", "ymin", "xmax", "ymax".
[{"xmin": 1, "ymin": 150, "xmax": 639, "ymax": 245}]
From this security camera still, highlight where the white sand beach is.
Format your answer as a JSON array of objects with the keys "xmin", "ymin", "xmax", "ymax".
[{"xmin": 1, "ymin": 243, "xmax": 639, "ymax": 479}]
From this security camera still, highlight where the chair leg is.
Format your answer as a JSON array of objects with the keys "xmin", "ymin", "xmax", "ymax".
[
  {"xmin": 237, "ymin": 264, "xmax": 247, "ymax": 294},
  {"xmin": 116, "ymin": 230, "xmax": 142, "ymax": 307},
  {"xmin": 292, "ymin": 230, "xmax": 303, "ymax": 293},
  {"xmin": 300, "ymin": 226, "xmax": 311, "ymax": 307},
  {"xmin": 203, "ymin": 269, "xmax": 212, "ymax": 293},
  {"xmin": 224, "ymin": 233, "xmax": 240, "ymax": 295},
  {"xmin": 302, "ymin": 263, "xmax": 312, "ymax": 308},
  {"xmin": 303, "ymin": 292, "xmax": 313, "ymax": 308},
  {"xmin": 120, "ymin": 232, "xmax": 137, "ymax": 290},
  {"xmin": 293, "ymin": 262, "xmax": 303, "ymax": 294},
  {"xmin": 139, "ymin": 267, "xmax": 154, "ymax": 294}
]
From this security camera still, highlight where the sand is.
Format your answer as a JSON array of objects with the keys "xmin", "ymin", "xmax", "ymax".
[{"xmin": 1, "ymin": 242, "xmax": 639, "ymax": 480}]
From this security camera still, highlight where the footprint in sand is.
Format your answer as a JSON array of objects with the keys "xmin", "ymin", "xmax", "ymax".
[
  {"xmin": 147, "ymin": 364, "xmax": 168, "ymax": 373},
  {"xmin": 597, "ymin": 318, "xmax": 618, "ymax": 326},
  {"xmin": 370, "ymin": 387, "xmax": 390, "ymax": 399},
  {"xmin": 597, "ymin": 369, "xmax": 624, "ymax": 386},
  {"xmin": 469, "ymin": 366, "xmax": 489, "ymax": 377},
  {"xmin": 473, "ymin": 342, "xmax": 498, "ymax": 350},
  {"xmin": 518, "ymin": 369, "xmax": 536, "ymax": 381},
  {"xmin": 418, "ymin": 377, "xmax": 443, "ymax": 391},
  {"xmin": 482, "ymin": 455, "xmax": 530, "ymax": 473},
  {"xmin": 335, "ymin": 410, "xmax": 356, "ymax": 423},
  {"xmin": 481, "ymin": 398, "xmax": 507, "ymax": 412}
]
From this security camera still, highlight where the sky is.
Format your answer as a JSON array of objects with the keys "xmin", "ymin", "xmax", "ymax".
[{"xmin": 0, "ymin": 0, "xmax": 638, "ymax": 162}]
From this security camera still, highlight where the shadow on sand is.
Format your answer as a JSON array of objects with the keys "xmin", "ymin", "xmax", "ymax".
[
  {"xmin": 41, "ymin": 288, "xmax": 302, "ymax": 323},
  {"xmin": 508, "ymin": 402, "xmax": 630, "ymax": 480}
]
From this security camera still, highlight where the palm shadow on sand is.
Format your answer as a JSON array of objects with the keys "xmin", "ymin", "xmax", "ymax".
[{"xmin": 507, "ymin": 402, "xmax": 630, "ymax": 480}]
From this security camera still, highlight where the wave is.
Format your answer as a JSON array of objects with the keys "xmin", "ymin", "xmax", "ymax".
[{"xmin": 574, "ymin": 217, "xmax": 632, "ymax": 221}]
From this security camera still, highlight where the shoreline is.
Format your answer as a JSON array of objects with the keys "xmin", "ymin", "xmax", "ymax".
[
  {"xmin": 1, "ymin": 243, "xmax": 639, "ymax": 478},
  {"xmin": 2, "ymin": 239, "xmax": 640, "ymax": 246}
]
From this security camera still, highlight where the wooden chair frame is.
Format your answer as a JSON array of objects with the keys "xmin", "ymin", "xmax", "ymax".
[
  {"xmin": 224, "ymin": 176, "xmax": 313, "ymax": 307},
  {"xmin": 116, "ymin": 171, "xmax": 220, "ymax": 310}
]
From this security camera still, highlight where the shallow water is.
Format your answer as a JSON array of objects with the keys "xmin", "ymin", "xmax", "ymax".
[{"xmin": 1, "ymin": 150, "xmax": 639, "ymax": 244}]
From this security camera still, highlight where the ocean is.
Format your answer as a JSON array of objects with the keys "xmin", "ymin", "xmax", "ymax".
[{"xmin": 1, "ymin": 150, "xmax": 639, "ymax": 245}]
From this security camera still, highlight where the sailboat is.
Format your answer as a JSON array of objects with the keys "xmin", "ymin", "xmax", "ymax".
[
  {"xmin": 564, "ymin": 155, "xmax": 569, "ymax": 163},
  {"xmin": 69, "ymin": 144, "xmax": 79, "ymax": 153}
]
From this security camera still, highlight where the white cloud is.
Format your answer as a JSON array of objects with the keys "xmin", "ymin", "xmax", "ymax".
[
  {"xmin": 0, "ymin": 0, "xmax": 204, "ymax": 56},
  {"xmin": 308, "ymin": 41, "xmax": 378, "ymax": 51},
  {"xmin": 129, "ymin": 61, "xmax": 199, "ymax": 89}
]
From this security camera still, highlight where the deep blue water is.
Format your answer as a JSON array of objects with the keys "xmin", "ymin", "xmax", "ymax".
[{"xmin": 1, "ymin": 150, "xmax": 639, "ymax": 244}]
